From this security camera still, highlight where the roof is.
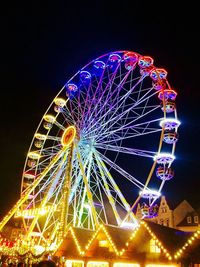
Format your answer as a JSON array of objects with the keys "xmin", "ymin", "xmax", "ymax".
[
  {"xmin": 55, "ymin": 221, "xmax": 200, "ymax": 261},
  {"xmin": 176, "ymin": 211, "xmax": 199, "ymax": 227},
  {"xmin": 144, "ymin": 220, "xmax": 192, "ymax": 252}
]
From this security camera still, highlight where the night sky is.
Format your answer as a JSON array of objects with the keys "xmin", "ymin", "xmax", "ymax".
[{"xmin": 0, "ymin": 3, "xmax": 199, "ymax": 219}]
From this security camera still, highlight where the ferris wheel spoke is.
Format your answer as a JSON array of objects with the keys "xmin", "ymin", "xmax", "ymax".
[
  {"xmin": 94, "ymin": 106, "xmax": 161, "ymax": 143},
  {"xmin": 27, "ymin": 162, "xmax": 65, "ymax": 206},
  {"xmin": 59, "ymin": 105, "xmax": 76, "ymax": 125},
  {"xmin": 96, "ymin": 150, "xmax": 146, "ymax": 190},
  {"xmin": 94, "ymin": 152, "xmax": 123, "ymax": 225},
  {"xmin": 87, "ymin": 88, "xmax": 159, "ymax": 140},
  {"xmin": 9, "ymin": 50, "xmax": 179, "ymax": 252},
  {"xmin": 94, "ymin": 144, "xmax": 156, "ymax": 159},
  {"xmin": 77, "ymin": 151, "xmax": 93, "ymax": 228},
  {"xmin": 84, "ymin": 74, "xmax": 147, "ymax": 135},
  {"xmin": 81, "ymin": 73, "xmax": 107, "ymax": 123},
  {"xmin": 78, "ymin": 80, "xmax": 96, "ymax": 130},
  {"xmin": 84, "ymin": 83, "xmax": 150, "ymax": 139},
  {"xmin": 82, "ymin": 62, "xmax": 122, "ymax": 132},
  {"xmin": 69, "ymin": 152, "xmax": 91, "ymax": 204},
  {"xmin": 79, "ymin": 60, "xmax": 109, "ymax": 127},
  {"xmin": 84, "ymin": 73, "xmax": 143, "ymax": 136},
  {"xmin": 83, "ymin": 68, "xmax": 133, "ymax": 134},
  {"xmin": 24, "ymin": 148, "xmax": 70, "ymax": 215},
  {"xmin": 94, "ymin": 150, "xmax": 138, "ymax": 225},
  {"xmin": 87, "ymin": 69, "xmax": 132, "ymax": 127},
  {"xmin": 74, "ymin": 142, "xmax": 99, "ymax": 227},
  {"xmin": 37, "ymin": 181, "xmax": 65, "ymax": 243},
  {"xmin": 0, "ymin": 145, "xmax": 69, "ymax": 232},
  {"xmin": 91, "ymin": 163, "xmax": 109, "ymax": 225},
  {"xmin": 98, "ymin": 105, "xmax": 160, "ymax": 141},
  {"xmin": 101, "ymin": 117, "xmax": 161, "ymax": 135},
  {"xmin": 97, "ymin": 129, "xmax": 162, "ymax": 145}
]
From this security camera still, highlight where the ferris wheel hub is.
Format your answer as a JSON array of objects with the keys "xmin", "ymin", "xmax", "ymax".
[{"xmin": 61, "ymin": 125, "xmax": 76, "ymax": 147}]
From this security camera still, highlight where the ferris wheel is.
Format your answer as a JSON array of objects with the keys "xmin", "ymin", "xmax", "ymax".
[{"xmin": 0, "ymin": 50, "xmax": 180, "ymax": 253}]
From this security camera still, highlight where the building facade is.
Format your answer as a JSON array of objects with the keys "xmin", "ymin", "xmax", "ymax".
[{"xmin": 136, "ymin": 196, "xmax": 200, "ymax": 232}]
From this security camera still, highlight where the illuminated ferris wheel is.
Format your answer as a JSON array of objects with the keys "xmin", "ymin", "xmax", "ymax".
[{"xmin": 0, "ymin": 50, "xmax": 180, "ymax": 253}]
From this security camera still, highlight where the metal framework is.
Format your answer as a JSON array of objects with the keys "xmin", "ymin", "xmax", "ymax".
[{"xmin": 0, "ymin": 51, "xmax": 179, "ymax": 256}]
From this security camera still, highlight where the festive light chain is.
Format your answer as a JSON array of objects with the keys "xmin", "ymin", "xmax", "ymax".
[
  {"xmin": 140, "ymin": 221, "xmax": 172, "ymax": 260},
  {"xmin": 174, "ymin": 229, "xmax": 200, "ymax": 259},
  {"xmin": 2, "ymin": 222, "xmax": 200, "ymax": 261},
  {"xmin": 69, "ymin": 226, "xmax": 85, "ymax": 255},
  {"xmin": 84, "ymin": 224, "xmax": 119, "ymax": 255}
]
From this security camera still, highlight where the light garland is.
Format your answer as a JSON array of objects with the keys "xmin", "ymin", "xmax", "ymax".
[
  {"xmin": 174, "ymin": 229, "xmax": 200, "ymax": 259},
  {"xmin": 140, "ymin": 221, "xmax": 172, "ymax": 260},
  {"xmin": 1, "ymin": 222, "xmax": 200, "ymax": 262}
]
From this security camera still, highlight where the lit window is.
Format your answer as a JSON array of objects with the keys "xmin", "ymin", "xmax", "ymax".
[
  {"xmin": 187, "ymin": 216, "xmax": 192, "ymax": 223},
  {"xmin": 194, "ymin": 216, "xmax": 199, "ymax": 223},
  {"xmin": 150, "ymin": 238, "xmax": 161, "ymax": 253},
  {"xmin": 99, "ymin": 240, "xmax": 109, "ymax": 247},
  {"xmin": 66, "ymin": 260, "xmax": 84, "ymax": 267},
  {"xmin": 87, "ymin": 261, "xmax": 109, "ymax": 267}
]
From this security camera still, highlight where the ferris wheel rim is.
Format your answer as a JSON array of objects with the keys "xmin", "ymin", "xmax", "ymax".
[{"xmin": 20, "ymin": 50, "xmax": 179, "ymax": 240}]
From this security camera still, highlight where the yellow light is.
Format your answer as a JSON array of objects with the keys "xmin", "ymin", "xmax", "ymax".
[
  {"xmin": 28, "ymin": 151, "xmax": 40, "ymax": 159},
  {"xmin": 65, "ymin": 260, "xmax": 84, "ymax": 267},
  {"xmin": 87, "ymin": 261, "xmax": 109, "ymax": 267},
  {"xmin": 32, "ymin": 245, "xmax": 45, "ymax": 255},
  {"xmin": 34, "ymin": 133, "xmax": 46, "ymax": 140},
  {"xmin": 43, "ymin": 114, "xmax": 56, "ymax": 123},
  {"xmin": 15, "ymin": 205, "xmax": 56, "ymax": 218},
  {"xmin": 54, "ymin": 98, "xmax": 66, "ymax": 107},
  {"xmin": 99, "ymin": 240, "xmax": 109, "ymax": 247},
  {"xmin": 61, "ymin": 125, "xmax": 76, "ymax": 147}
]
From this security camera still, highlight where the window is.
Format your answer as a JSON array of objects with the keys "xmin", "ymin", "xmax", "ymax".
[
  {"xmin": 87, "ymin": 262, "xmax": 109, "ymax": 267},
  {"xmin": 165, "ymin": 219, "xmax": 169, "ymax": 227},
  {"xmin": 161, "ymin": 207, "xmax": 167, "ymax": 213},
  {"xmin": 99, "ymin": 240, "xmax": 109, "ymax": 247},
  {"xmin": 187, "ymin": 216, "xmax": 192, "ymax": 223},
  {"xmin": 66, "ymin": 260, "xmax": 84, "ymax": 267},
  {"xmin": 150, "ymin": 238, "xmax": 161, "ymax": 253},
  {"xmin": 160, "ymin": 219, "xmax": 164, "ymax": 225},
  {"xmin": 194, "ymin": 216, "xmax": 199, "ymax": 223}
]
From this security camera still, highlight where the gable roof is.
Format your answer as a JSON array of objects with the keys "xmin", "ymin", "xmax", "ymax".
[
  {"xmin": 144, "ymin": 220, "xmax": 191, "ymax": 252},
  {"xmin": 143, "ymin": 220, "xmax": 200, "ymax": 261},
  {"xmin": 55, "ymin": 221, "xmax": 200, "ymax": 262},
  {"xmin": 176, "ymin": 211, "xmax": 199, "ymax": 227}
]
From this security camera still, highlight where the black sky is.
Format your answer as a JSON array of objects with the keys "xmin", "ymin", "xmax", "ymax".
[{"xmin": 0, "ymin": 3, "xmax": 200, "ymax": 218}]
